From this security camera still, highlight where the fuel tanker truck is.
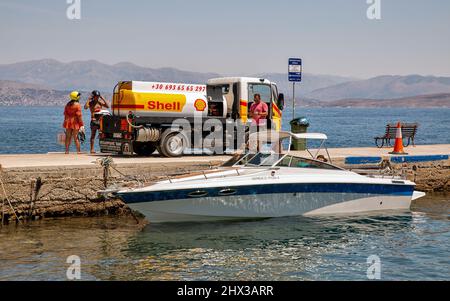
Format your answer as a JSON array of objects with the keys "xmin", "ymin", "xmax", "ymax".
[{"xmin": 99, "ymin": 77, "xmax": 285, "ymax": 157}]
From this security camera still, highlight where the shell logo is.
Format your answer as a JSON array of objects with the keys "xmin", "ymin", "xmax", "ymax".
[{"xmin": 194, "ymin": 99, "xmax": 207, "ymax": 112}]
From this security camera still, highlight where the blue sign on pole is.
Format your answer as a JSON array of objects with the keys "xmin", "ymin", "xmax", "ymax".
[{"xmin": 288, "ymin": 58, "xmax": 302, "ymax": 82}]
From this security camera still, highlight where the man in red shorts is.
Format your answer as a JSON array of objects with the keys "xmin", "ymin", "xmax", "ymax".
[{"xmin": 84, "ymin": 90, "xmax": 109, "ymax": 154}]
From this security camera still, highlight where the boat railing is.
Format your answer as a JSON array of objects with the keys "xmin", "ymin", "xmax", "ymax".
[
  {"xmin": 163, "ymin": 166, "xmax": 244, "ymax": 183},
  {"xmin": 166, "ymin": 175, "xmax": 173, "ymax": 183},
  {"xmin": 352, "ymin": 163, "xmax": 407, "ymax": 180}
]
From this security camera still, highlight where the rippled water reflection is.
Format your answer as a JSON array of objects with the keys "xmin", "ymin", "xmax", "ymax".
[{"xmin": 0, "ymin": 194, "xmax": 449, "ymax": 280}]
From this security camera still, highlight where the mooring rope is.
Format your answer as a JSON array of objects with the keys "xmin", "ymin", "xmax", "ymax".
[
  {"xmin": 0, "ymin": 173, "xmax": 21, "ymax": 224},
  {"xmin": 96, "ymin": 157, "xmax": 143, "ymax": 187}
]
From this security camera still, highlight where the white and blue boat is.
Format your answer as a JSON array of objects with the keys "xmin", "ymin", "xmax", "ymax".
[{"xmin": 114, "ymin": 131, "xmax": 425, "ymax": 223}]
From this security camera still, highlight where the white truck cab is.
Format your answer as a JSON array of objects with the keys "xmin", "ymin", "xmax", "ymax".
[{"xmin": 207, "ymin": 77, "xmax": 284, "ymax": 130}]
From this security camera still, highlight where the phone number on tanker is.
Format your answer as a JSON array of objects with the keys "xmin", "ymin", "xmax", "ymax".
[{"xmin": 150, "ymin": 84, "xmax": 206, "ymax": 93}]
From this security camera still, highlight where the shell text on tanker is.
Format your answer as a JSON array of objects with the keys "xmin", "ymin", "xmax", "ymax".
[
  {"xmin": 148, "ymin": 100, "xmax": 183, "ymax": 112},
  {"xmin": 143, "ymin": 92, "xmax": 187, "ymax": 112}
]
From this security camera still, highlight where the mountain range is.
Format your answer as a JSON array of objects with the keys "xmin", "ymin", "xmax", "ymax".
[
  {"xmin": 0, "ymin": 59, "xmax": 220, "ymax": 92},
  {"xmin": 0, "ymin": 59, "xmax": 450, "ymax": 107},
  {"xmin": 306, "ymin": 75, "xmax": 450, "ymax": 101},
  {"xmin": 306, "ymin": 93, "xmax": 450, "ymax": 108},
  {"xmin": 0, "ymin": 59, "xmax": 354, "ymax": 95},
  {"xmin": 0, "ymin": 80, "xmax": 69, "ymax": 106},
  {"xmin": 0, "ymin": 80, "xmax": 109, "ymax": 106}
]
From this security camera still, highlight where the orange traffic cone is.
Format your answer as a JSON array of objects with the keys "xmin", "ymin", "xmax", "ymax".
[{"xmin": 389, "ymin": 122, "xmax": 408, "ymax": 155}]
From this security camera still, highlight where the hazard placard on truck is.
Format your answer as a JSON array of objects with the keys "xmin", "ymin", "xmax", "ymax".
[{"xmin": 100, "ymin": 77, "xmax": 285, "ymax": 157}]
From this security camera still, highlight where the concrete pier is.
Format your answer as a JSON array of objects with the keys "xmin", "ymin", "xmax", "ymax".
[
  {"xmin": 0, "ymin": 144, "xmax": 449, "ymax": 222},
  {"xmin": 0, "ymin": 153, "xmax": 228, "ymax": 222}
]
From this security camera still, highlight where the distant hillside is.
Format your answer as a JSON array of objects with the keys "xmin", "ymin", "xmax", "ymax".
[
  {"xmin": 0, "ymin": 80, "xmax": 111, "ymax": 106},
  {"xmin": 307, "ymin": 75, "xmax": 450, "ymax": 101},
  {"xmin": 255, "ymin": 72, "xmax": 356, "ymax": 95},
  {"xmin": 290, "ymin": 97, "xmax": 324, "ymax": 108},
  {"xmin": 1, "ymin": 60, "xmax": 450, "ymax": 108},
  {"xmin": 0, "ymin": 59, "xmax": 356, "ymax": 96},
  {"xmin": 1, "ymin": 79, "xmax": 450, "ymax": 108},
  {"xmin": 0, "ymin": 80, "xmax": 50, "ymax": 90},
  {"xmin": 0, "ymin": 59, "xmax": 221, "ymax": 92},
  {"xmin": 0, "ymin": 79, "xmax": 323, "ymax": 107},
  {"xmin": 3, "ymin": 60, "xmax": 450, "ymax": 103},
  {"xmin": 309, "ymin": 93, "xmax": 450, "ymax": 108},
  {"xmin": 0, "ymin": 80, "xmax": 69, "ymax": 106}
]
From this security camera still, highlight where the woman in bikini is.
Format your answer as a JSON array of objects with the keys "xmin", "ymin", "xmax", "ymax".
[{"xmin": 63, "ymin": 91, "xmax": 85, "ymax": 154}]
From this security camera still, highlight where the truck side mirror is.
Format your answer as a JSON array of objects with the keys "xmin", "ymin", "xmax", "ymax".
[{"xmin": 277, "ymin": 93, "xmax": 285, "ymax": 110}]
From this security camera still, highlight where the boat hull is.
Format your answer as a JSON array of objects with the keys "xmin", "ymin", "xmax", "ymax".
[{"xmin": 118, "ymin": 183, "xmax": 416, "ymax": 223}]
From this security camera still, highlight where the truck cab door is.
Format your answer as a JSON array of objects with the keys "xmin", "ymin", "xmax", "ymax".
[
  {"xmin": 247, "ymin": 83, "xmax": 273, "ymax": 126},
  {"xmin": 271, "ymin": 84, "xmax": 282, "ymax": 131}
]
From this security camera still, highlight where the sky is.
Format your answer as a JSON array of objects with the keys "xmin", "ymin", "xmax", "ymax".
[{"xmin": 0, "ymin": 0, "xmax": 449, "ymax": 78}]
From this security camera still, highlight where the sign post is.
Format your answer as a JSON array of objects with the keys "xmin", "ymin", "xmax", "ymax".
[{"xmin": 288, "ymin": 58, "xmax": 302, "ymax": 120}]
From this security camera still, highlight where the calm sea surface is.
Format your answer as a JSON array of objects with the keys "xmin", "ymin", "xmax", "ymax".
[
  {"xmin": 0, "ymin": 194, "xmax": 448, "ymax": 281},
  {"xmin": 0, "ymin": 106, "xmax": 449, "ymax": 154}
]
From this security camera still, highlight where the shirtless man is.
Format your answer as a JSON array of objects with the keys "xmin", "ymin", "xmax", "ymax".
[{"xmin": 84, "ymin": 90, "xmax": 109, "ymax": 153}]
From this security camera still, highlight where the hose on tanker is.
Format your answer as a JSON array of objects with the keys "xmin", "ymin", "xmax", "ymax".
[
  {"xmin": 125, "ymin": 113, "xmax": 161, "ymax": 142},
  {"xmin": 126, "ymin": 113, "xmax": 143, "ymax": 129}
]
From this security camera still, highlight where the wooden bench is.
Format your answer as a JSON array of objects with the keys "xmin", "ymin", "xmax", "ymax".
[{"xmin": 374, "ymin": 123, "xmax": 418, "ymax": 148}]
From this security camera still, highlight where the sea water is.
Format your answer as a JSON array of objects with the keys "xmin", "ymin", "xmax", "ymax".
[
  {"xmin": 0, "ymin": 106, "xmax": 449, "ymax": 154},
  {"xmin": 0, "ymin": 194, "xmax": 448, "ymax": 280}
]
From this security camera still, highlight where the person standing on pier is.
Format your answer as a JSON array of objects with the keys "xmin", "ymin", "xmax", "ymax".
[
  {"xmin": 84, "ymin": 90, "xmax": 109, "ymax": 154},
  {"xmin": 248, "ymin": 94, "xmax": 269, "ymax": 152},
  {"xmin": 249, "ymin": 94, "xmax": 268, "ymax": 129},
  {"xmin": 63, "ymin": 91, "xmax": 85, "ymax": 154}
]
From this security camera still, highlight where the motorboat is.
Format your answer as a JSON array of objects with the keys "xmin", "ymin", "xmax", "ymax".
[{"xmin": 112, "ymin": 131, "xmax": 425, "ymax": 223}]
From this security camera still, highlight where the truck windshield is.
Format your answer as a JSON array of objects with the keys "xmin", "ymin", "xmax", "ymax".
[{"xmin": 248, "ymin": 83, "xmax": 272, "ymax": 104}]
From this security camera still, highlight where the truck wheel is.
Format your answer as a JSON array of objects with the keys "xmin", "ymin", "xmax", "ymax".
[
  {"xmin": 160, "ymin": 131, "xmax": 186, "ymax": 157},
  {"xmin": 156, "ymin": 145, "xmax": 164, "ymax": 156},
  {"xmin": 133, "ymin": 142, "xmax": 157, "ymax": 156}
]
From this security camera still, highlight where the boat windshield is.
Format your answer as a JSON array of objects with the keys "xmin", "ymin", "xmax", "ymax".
[
  {"xmin": 276, "ymin": 155, "xmax": 341, "ymax": 170},
  {"xmin": 222, "ymin": 153, "xmax": 257, "ymax": 167},
  {"xmin": 245, "ymin": 153, "xmax": 284, "ymax": 167}
]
